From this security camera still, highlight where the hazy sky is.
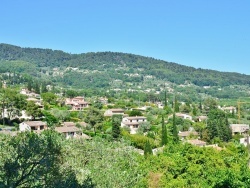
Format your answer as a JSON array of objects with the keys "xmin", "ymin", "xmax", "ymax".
[{"xmin": 0, "ymin": 0, "xmax": 249, "ymax": 75}]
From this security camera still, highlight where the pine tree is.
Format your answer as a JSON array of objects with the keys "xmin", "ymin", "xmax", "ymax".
[{"xmin": 161, "ymin": 115, "xmax": 168, "ymax": 146}]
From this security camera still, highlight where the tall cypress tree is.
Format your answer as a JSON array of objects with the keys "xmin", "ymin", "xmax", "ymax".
[
  {"xmin": 164, "ymin": 90, "xmax": 167, "ymax": 108},
  {"xmin": 172, "ymin": 112, "xmax": 179, "ymax": 143},
  {"xmin": 27, "ymin": 80, "xmax": 32, "ymax": 91},
  {"xmin": 144, "ymin": 140, "xmax": 153, "ymax": 158},
  {"xmin": 161, "ymin": 115, "xmax": 168, "ymax": 146},
  {"xmin": 112, "ymin": 115, "xmax": 122, "ymax": 140},
  {"xmin": 174, "ymin": 96, "xmax": 179, "ymax": 112}
]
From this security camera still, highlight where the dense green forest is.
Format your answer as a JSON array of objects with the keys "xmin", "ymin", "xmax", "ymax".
[{"xmin": 0, "ymin": 43, "xmax": 250, "ymax": 89}]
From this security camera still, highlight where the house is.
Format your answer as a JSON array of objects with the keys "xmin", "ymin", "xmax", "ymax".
[
  {"xmin": 221, "ymin": 106, "xmax": 237, "ymax": 113},
  {"xmin": 187, "ymin": 139, "xmax": 206, "ymax": 147},
  {"xmin": 175, "ymin": 113, "xmax": 193, "ymax": 121},
  {"xmin": 20, "ymin": 89, "xmax": 41, "ymax": 99},
  {"xmin": 62, "ymin": 121, "xmax": 87, "ymax": 128},
  {"xmin": 178, "ymin": 131, "xmax": 199, "ymax": 140},
  {"xmin": 240, "ymin": 137, "xmax": 250, "ymax": 147},
  {"xmin": 121, "ymin": 116, "xmax": 147, "ymax": 134},
  {"xmin": 62, "ymin": 122, "xmax": 76, "ymax": 127},
  {"xmin": 55, "ymin": 126, "xmax": 81, "ymax": 139},
  {"xmin": 230, "ymin": 124, "xmax": 249, "ymax": 135},
  {"xmin": 197, "ymin": 115, "xmax": 208, "ymax": 122},
  {"xmin": 65, "ymin": 96, "xmax": 89, "ymax": 110},
  {"xmin": 104, "ymin": 108, "xmax": 124, "ymax": 117},
  {"xmin": 99, "ymin": 97, "xmax": 108, "ymax": 104},
  {"xmin": 19, "ymin": 121, "xmax": 47, "ymax": 132},
  {"xmin": 26, "ymin": 98, "xmax": 43, "ymax": 108}
]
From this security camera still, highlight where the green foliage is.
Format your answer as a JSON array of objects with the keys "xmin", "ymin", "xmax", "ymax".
[
  {"xmin": 63, "ymin": 137, "xmax": 144, "ymax": 187},
  {"xmin": 161, "ymin": 115, "xmax": 168, "ymax": 146},
  {"xmin": 206, "ymin": 109, "xmax": 232, "ymax": 143},
  {"xmin": 137, "ymin": 121, "xmax": 151, "ymax": 134},
  {"xmin": 141, "ymin": 142, "xmax": 250, "ymax": 187},
  {"xmin": 41, "ymin": 92, "xmax": 57, "ymax": 105},
  {"xmin": 26, "ymin": 101, "xmax": 43, "ymax": 120},
  {"xmin": 0, "ymin": 88, "xmax": 27, "ymax": 125},
  {"xmin": 129, "ymin": 110, "xmax": 143, "ymax": 117},
  {"xmin": 144, "ymin": 140, "xmax": 153, "ymax": 158},
  {"xmin": 43, "ymin": 111, "xmax": 59, "ymax": 127},
  {"xmin": 172, "ymin": 113, "xmax": 179, "ymax": 143},
  {"xmin": 122, "ymin": 131, "xmax": 156, "ymax": 149},
  {"xmin": 85, "ymin": 108, "xmax": 104, "ymax": 134},
  {"xmin": 111, "ymin": 115, "xmax": 122, "ymax": 139},
  {"xmin": 0, "ymin": 130, "xmax": 83, "ymax": 187}
]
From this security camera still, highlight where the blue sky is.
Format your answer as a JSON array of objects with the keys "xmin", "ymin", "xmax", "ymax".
[{"xmin": 0, "ymin": 0, "xmax": 249, "ymax": 75}]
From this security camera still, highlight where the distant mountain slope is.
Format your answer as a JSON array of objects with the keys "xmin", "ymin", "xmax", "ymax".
[{"xmin": 0, "ymin": 43, "xmax": 249, "ymax": 88}]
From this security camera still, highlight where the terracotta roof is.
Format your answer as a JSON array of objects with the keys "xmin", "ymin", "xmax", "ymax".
[
  {"xmin": 24, "ymin": 121, "xmax": 47, "ymax": 127},
  {"xmin": 63, "ymin": 122, "xmax": 76, "ymax": 127},
  {"xmin": 55, "ymin": 126, "xmax": 80, "ymax": 133}
]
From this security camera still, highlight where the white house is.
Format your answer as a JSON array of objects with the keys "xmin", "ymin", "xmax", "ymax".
[
  {"xmin": 121, "ymin": 116, "xmax": 147, "ymax": 134},
  {"xmin": 230, "ymin": 124, "xmax": 249, "ymax": 135},
  {"xmin": 55, "ymin": 126, "xmax": 81, "ymax": 139},
  {"xmin": 176, "ymin": 113, "xmax": 193, "ymax": 121},
  {"xmin": 19, "ymin": 121, "xmax": 47, "ymax": 132},
  {"xmin": 197, "ymin": 115, "xmax": 208, "ymax": 122},
  {"xmin": 221, "ymin": 106, "xmax": 237, "ymax": 113}
]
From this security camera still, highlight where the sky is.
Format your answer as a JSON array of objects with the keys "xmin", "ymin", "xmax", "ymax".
[{"xmin": 0, "ymin": 0, "xmax": 249, "ymax": 75}]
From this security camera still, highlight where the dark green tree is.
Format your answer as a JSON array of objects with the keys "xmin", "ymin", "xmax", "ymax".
[
  {"xmin": 174, "ymin": 96, "xmax": 179, "ymax": 112},
  {"xmin": 27, "ymin": 80, "xmax": 32, "ymax": 91},
  {"xmin": 172, "ymin": 112, "xmax": 179, "ymax": 143},
  {"xmin": 26, "ymin": 101, "xmax": 43, "ymax": 120},
  {"xmin": 0, "ymin": 130, "xmax": 62, "ymax": 187},
  {"xmin": 34, "ymin": 82, "xmax": 40, "ymax": 94},
  {"xmin": 164, "ymin": 90, "xmax": 167, "ymax": 107},
  {"xmin": 85, "ymin": 107, "xmax": 104, "ymax": 134},
  {"xmin": 41, "ymin": 83, "xmax": 48, "ymax": 93},
  {"xmin": 43, "ymin": 111, "xmax": 59, "ymax": 128},
  {"xmin": 129, "ymin": 110, "xmax": 142, "ymax": 117},
  {"xmin": 41, "ymin": 92, "xmax": 57, "ymax": 105},
  {"xmin": 161, "ymin": 115, "xmax": 168, "ymax": 146},
  {"xmin": 144, "ymin": 139, "xmax": 153, "ymax": 158},
  {"xmin": 111, "ymin": 115, "xmax": 122, "ymax": 139},
  {"xmin": 206, "ymin": 109, "xmax": 232, "ymax": 142}
]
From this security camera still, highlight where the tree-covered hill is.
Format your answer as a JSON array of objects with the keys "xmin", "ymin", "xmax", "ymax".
[{"xmin": 0, "ymin": 43, "xmax": 250, "ymax": 89}]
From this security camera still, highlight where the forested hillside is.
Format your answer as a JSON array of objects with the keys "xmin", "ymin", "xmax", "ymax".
[{"xmin": 0, "ymin": 43, "xmax": 250, "ymax": 88}]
